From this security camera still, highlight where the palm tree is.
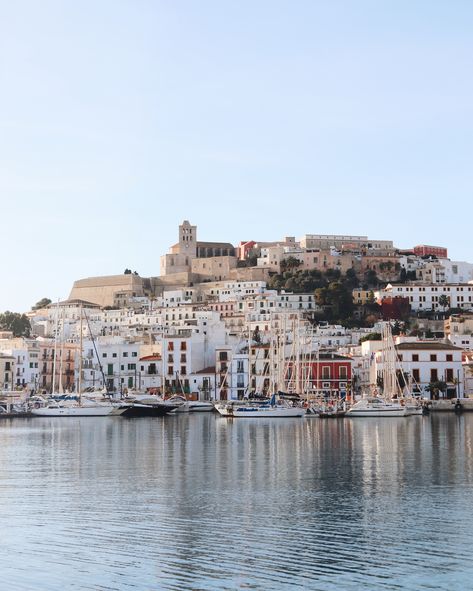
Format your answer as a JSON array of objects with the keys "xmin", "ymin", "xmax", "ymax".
[{"xmin": 438, "ymin": 294, "xmax": 450, "ymax": 315}]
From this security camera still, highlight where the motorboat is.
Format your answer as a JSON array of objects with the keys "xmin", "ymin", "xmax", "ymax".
[
  {"xmin": 346, "ymin": 397, "xmax": 407, "ymax": 417},
  {"xmin": 169, "ymin": 396, "xmax": 214, "ymax": 413},
  {"xmin": 30, "ymin": 398, "xmax": 127, "ymax": 417},
  {"xmin": 119, "ymin": 394, "xmax": 181, "ymax": 417}
]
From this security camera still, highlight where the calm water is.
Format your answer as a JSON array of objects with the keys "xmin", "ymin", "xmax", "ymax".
[{"xmin": 0, "ymin": 413, "xmax": 472, "ymax": 590}]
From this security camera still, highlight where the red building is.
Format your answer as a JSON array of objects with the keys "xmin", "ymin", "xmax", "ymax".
[
  {"xmin": 237, "ymin": 240, "xmax": 257, "ymax": 260},
  {"xmin": 381, "ymin": 296, "xmax": 411, "ymax": 320},
  {"xmin": 413, "ymin": 245, "xmax": 448, "ymax": 258},
  {"xmin": 288, "ymin": 353, "xmax": 353, "ymax": 398}
]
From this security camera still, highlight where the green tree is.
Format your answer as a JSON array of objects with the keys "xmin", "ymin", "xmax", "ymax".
[
  {"xmin": 438, "ymin": 294, "xmax": 450, "ymax": 314},
  {"xmin": 364, "ymin": 269, "xmax": 379, "ymax": 288},
  {"xmin": 0, "ymin": 311, "xmax": 31, "ymax": 337},
  {"xmin": 359, "ymin": 332, "xmax": 382, "ymax": 343},
  {"xmin": 391, "ymin": 320, "xmax": 402, "ymax": 335},
  {"xmin": 32, "ymin": 298, "xmax": 52, "ymax": 310},
  {"xmin": 344, "ymin": 268, "xmax": 359, "ymax": 289},
  {"xmin": 315, "ymin": 282, "xmax": 354, "ymax": 322},
  {"xmin": 280, "ymin": 256, "xmax": 302, "ymax": 272},
  {"xmin": 426, "ymin": 381, "xmax": 447, "ymax": 400}
]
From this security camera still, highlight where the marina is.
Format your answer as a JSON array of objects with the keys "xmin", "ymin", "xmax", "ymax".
[{"xmin": 0, "ymin": 412, "xmax": 473, "ymax": 590}]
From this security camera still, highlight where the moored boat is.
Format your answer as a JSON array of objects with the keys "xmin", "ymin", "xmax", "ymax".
[
  {"xmin": 346, "ymin": 397, "xmax": 407, "ymax": 417},
  {"xmin": 216, "ymin": 394, "xmax": 305, "ymax": 418}
]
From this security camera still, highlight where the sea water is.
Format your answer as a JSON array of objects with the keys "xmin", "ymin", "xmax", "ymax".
[{"xmin": 0, "ymin": 413, "xmax": 472, "ymax": 590}]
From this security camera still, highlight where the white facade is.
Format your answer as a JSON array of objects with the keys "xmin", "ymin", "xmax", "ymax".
[
  {"xmin": 382, "ymin": 284, "xmax": 473, "ymax": 312},
  {"xmin": 371, "ymin": 340, "xmax": 464, "ymax": 399},
  {"xmin": 0, "ymin": 338, "xmax": 41, "ymax": 390}
]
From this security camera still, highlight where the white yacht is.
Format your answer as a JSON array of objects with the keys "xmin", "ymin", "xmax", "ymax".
[
  {"xmin": 31, "ymin": 398, "xmax": 126, "ymax": 417},
  {"xmin": 346, "ymin": 397, "xmax": 407, "ymax": 417},
  {"xmin": 216, "ymin": 395, "xmax": 305, "ymax": 418}
]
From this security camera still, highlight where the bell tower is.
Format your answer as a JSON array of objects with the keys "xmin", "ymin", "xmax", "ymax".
[{"xmin": 179, "ymin": 220, "xmax": 197, "ymax": 257}]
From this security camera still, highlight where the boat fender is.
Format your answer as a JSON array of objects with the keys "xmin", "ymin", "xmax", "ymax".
[{"xmin": 454, "ymin": 401, "xmax": 463, "ymax": 412}]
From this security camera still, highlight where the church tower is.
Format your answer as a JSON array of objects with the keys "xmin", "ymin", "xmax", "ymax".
[{"xmin": 179, "ymin": 220, "xmax": 197, "ymax": 258}]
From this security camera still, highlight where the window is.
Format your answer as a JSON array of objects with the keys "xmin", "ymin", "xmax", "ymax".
[
  {"xmin": 322, "ymin": 366, "xmax": 331, "ymax": 379},
  {"xmin": 339, "ymin": 366, "xmax": 347, "ymax": 379},
  {"xmin": 430, "ymin": 354, "xmax": 437, "ymax": 362},
  {"xmin": 123, "ymin": 352, "xmax": 128, "ymax": 357},
  {"xmin": 445, "ymin": 369, "xmax": 454, "ymax": 382},
  {"xmin": 132, "ymin": 352, "xmax": 137, "ymax": 357},
  {"xmin": 168, "ymin": 342, "xmax": 174, "ymax": 351},
  {"xmin": 430, "ymin": 369, "xmax": 438, "ymax": 382},
  {"xmin": 102, "ymin": 353, "xmax": 107, "ymax": 358},
  {"xmin": 127, "ymin": 364, "xmax": 136, "ymax": 371},
  {"xmin": 412, "ymin": 354, "xmax": 419, "ymax": 362},
  {"xmin": 180, "ymin": 366, "xmax": 186, "ymax": 375},
  {"xmin": 168, "ymin": 355, "xmax": 174, "ymax": 363},
  {"xmin": 180, "ymin": 342, "xmax": 187, "ymax": 351},
  {"xmin": 412, "ymin": 369, "xmax": 420, "ymax": 383},
  {"xmin": 112, "ymin": 353, "xmax": 117, "ymax": 358},
  {"xmin": 446, "ymin": 354, "xmax": 453, "ymax": 362}
]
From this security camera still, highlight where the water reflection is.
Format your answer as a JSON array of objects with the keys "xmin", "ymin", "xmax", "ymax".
[{"xmin": 0, "ymin": 414, "xmax": 472, "ymax": 590}]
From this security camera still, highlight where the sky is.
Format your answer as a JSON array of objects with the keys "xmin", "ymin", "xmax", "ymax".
[{"xmin": 1, "ymin": 0, "xmax": 473, "ymax": 312}]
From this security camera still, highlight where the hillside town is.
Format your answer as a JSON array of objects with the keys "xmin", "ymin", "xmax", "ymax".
[{"xmin": 1, "ymin": 220, "xmax": 473, "ymax": 405}]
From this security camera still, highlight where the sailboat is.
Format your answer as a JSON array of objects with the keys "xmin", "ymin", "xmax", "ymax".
[
  {"xmin": 347, "ymin": 323, "xmax": 409, "ymax": 418},
  {"xmin": 31, "ymin": 306, "xmax": 126, "ymax": 417},
  {"xmin": 215, "ymin": 393, "xmax": 306, "ymax": 418}
]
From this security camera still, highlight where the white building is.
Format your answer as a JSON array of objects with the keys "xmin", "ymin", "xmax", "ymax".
[
  {"xmin": 381, "ymin": 284, "xmax": 473, "ymax": 312},
  {"xmin": 371, "ymin": 340, "xmax": 464, "ymax": 399}
]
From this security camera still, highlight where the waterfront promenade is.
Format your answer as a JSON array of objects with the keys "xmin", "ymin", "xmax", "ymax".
[{"xmin": 0, "ymin": 414, "xmax": 472, "ymax": 590}]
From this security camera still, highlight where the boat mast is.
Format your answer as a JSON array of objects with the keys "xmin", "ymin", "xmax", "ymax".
[
  {"xmin": 78, "ymin": 305, "xmax": 83, "ymax": 405},
  {"xmin": 52, "ymin": 300, "xmax": 59, "ymax": 394},
  {"xmin": 58, "ymin": 306, "xmax": 65, "ymax": 394}
]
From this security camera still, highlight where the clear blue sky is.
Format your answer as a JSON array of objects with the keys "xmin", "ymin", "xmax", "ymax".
[{"xmin": 1, "ymin": 1, "xmax": 472, "ymax": 312}]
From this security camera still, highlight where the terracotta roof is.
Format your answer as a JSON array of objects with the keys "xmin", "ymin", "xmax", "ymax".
[
  {"xmin": 140, "ymin": 355, "xmax": 162, "ymax": 361},
  {"xmin": 318, "ymin": 353, "xmax": 353, "ymax": 361},
  {"xmin": 395, "ymin": 342, "xmax": 462, "ymax": 351},
  {"xmin": 197, "ymin": 241, "xmax": 235, "ymax": 249}
]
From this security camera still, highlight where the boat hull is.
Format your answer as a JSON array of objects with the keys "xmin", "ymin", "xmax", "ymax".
[
  {"xmin": 219, "ymin": 405, "xmax": 305, "ymax": 418},
  {"xmin": 31, "ymin": 405, "xmax": 118, "ymax": 417},
  {"xmin": 120, "ymin": 403, "xmax": 179, "ymax": 417},
  {"xmin": 188, "ymin": 402, "xmax": 214, "ymax": 412},
  {"xmin": 318, "ymin": 411, "xmax": 346, "ymax": 419},
  {"xmin": 347, "ymin": 408, "xmax": 407, "ymax": 417}
]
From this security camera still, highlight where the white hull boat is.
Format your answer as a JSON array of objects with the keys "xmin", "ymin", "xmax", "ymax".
[
  {"xmin": 168, "ymin": 396, "xmax": 214, "ymax": 413},
  {"xmin": 405, "ymin": 402, "xmax": 424, "ymax": 416},
  {"xmin": 31, "ymin": 403, "xmax": 125, "ymax": 417},
  {"xmin": 188, "ymin": 401, "xmax": 214, "ymax": 412},
  {"xmin": 216, "ymin": 395, "xmax": 305, "ymax": 418},
  {"xmin": 347, "ymin": 397, "xmax": 407, "ymax": 417}
]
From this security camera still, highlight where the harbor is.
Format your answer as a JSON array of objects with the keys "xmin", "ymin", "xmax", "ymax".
[{"xmin": 0, "ymin": 412, "xmax": 472, "ymax": 590}]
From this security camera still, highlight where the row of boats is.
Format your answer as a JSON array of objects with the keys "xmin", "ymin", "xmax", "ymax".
[
  {"xmin": 214, "ymin": 394, "xmax": 425, "ymax": 418},
  {"xmin": 26, "ymin": 393, "xmax": 215, "ymax": 417},
  {"xmin": 1, "ymin": 391, "xmax": 425, "ymax": 419}
]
